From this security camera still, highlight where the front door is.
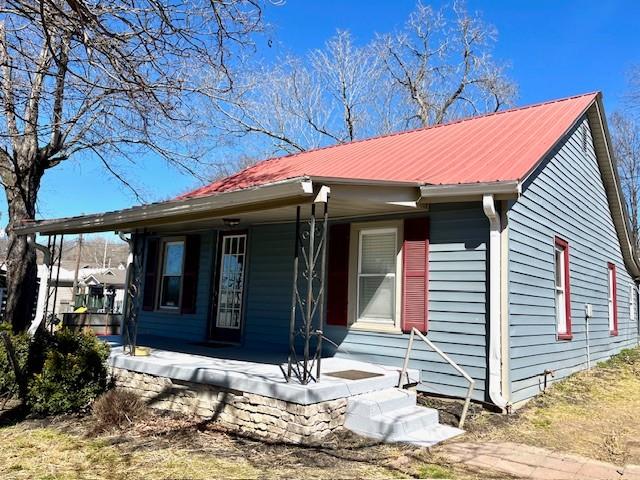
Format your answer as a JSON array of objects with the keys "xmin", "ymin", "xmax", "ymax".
[{"xmin": 209, "ymin": 233, "xmax": 247, "ymax": 343}]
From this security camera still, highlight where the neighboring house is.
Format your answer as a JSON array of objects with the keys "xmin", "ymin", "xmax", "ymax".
[
  {"xmin": 44, "ymin": 266, "xmax": 126, "ymax": 315},
  {"xmin": 16, "ymin": 92, "xmax": 640, "ymax": 414},
  {"xmin": 76, "ymin": 269, "xmax": 126, "ymax": 314}
]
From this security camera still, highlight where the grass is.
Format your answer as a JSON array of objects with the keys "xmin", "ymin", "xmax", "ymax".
[
  {"xmin": 0, "ymin": 410, "xmax": 475, "ymax": 480},
  {"xmin": 1, "ymin": 425, "xmax": 262, "ymax": 480},
  {"xmin": 466, "ymin": 347, "xmax": 640, "ymax": 466}
]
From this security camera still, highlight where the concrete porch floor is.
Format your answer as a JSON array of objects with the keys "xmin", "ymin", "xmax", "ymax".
[{"xmin": 105, "ymin": 335, "xmax": 420, "ymax": 405}]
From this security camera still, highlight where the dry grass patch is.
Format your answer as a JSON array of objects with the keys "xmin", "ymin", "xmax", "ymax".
[
  {"xmin": 0, "ymin": 409, "xmax": 485, "ymax": 480},
  {"xmin": 467, "ymin": 347, "xmax": 640, "ymax": 465}
]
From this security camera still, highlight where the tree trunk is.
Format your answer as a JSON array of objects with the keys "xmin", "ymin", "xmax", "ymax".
[{"xmin": 4, "ymin": 163, "xmax": 43, "ymax": 333}]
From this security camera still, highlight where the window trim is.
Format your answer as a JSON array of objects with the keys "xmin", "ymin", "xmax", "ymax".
[
  {"xmin": 347, "ymin": 220, "xmax": 403, "ymax": 333},
  {"xmin": 608, "ymin": 262, "xmax": 618, "ymax": 336},
  {"xmin": 554, "ymin": 237, "xmax": 572, "ymax": 340},
  {"xmin": 157, "ymin": 237, "xmax": 186, "ymax": 311},
  {"xmin": 630, "ymin": 283, "xmax": 637, "ymax": 324}
]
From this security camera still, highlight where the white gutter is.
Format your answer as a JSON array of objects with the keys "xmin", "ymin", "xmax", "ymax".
[
  {"xmin": 27, "ymin": 236, "xmax": 52, "ymax": 335},
  {"xmin": 482, "ymin": 193, "xmax": 509, "ymax": 410},
  {"xmin": 420, "ymin": 181, "xmax": 521, "ymax": 203}
]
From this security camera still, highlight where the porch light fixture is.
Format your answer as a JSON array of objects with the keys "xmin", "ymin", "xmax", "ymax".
[{"xmin": 223, "ymin": 218, "xmax": 241, "ymax": 228}]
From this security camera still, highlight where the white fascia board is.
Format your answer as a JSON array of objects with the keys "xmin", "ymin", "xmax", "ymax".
[
  {"xmin": 16, "ymin": 177, "xmax": 314, "ymax": 235},
  {"xmin": 326, "ymin": 182, "xmax": 422, "ymax": 209}
]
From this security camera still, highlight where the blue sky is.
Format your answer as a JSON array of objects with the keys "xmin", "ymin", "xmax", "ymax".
[{"xmin": 10, "ymin": 0, "xmax": 640, "ymax": 228}]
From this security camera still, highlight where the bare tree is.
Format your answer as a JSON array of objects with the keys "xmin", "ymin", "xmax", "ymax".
[
  {"xmin": 209, "ymin": 2, "xmax": 515, "ymax": 162},
  {"xmin": 210, "ymin": 30, "xmax": 387, "ymax": 155},
  {"xmin": 611, "ymin": 112, "xmax": 640, "ymax": 247},
  {"xmin": 377, "ymin": 1, "xmax": 516, "ymax": 127},
  {"xmin": 0, "ymin": 0, "xmax": 264, "ymax": 332}
]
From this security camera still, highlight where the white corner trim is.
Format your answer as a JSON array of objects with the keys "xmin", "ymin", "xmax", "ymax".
[
  {"xmin": 314, "ymin": 185, "xmax": 331, "ymax": 203},
  {"xmin": 302, "ymin": 179, "xmax": 314, "ymax": 194},
  {"xmin": 482, "ymin": 193, "xmax": 508, "ymax": 410}
]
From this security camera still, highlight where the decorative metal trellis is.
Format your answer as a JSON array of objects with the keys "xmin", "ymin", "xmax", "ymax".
[
  {"xmin": 286, "ymin": 198, "xmax": 329, "ymax": 385},
  {"xmin": 122, "ymin": 232, "xmax": 145, "ymax": 355}
]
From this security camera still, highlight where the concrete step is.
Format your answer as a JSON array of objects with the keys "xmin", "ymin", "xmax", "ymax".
[
  {"xmin": 346, "ymin": 388, "xmax": 417, "ymax": 418},
  {"xmin": 401, "ymin": 423, "xmax": 464, "ymax": 447},
  {"xmin": 345, "ymin": 404, "xmax": 439, "ymax": 440},
  {"xmin": 344, "ymin": 387, "xmax": 464, "ymax": 446}
]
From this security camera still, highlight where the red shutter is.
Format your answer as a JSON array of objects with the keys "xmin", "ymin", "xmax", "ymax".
[
  {"xmin": 181, "ymin": 235, "xmax": 201, "ymax": 314},
  {"xmin": 326, "ymin": 223, "xmax": 350, "ymax": 326},
  {"xmin": 142, "ymin": 238, "xmax": 160, "ymax": 311},
  {"xmin": 402, "ymin": 217, "xmax": 429, "ymax": 333}
]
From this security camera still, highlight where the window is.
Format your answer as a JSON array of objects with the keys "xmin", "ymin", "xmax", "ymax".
[
  {"xmin": 159, "ymin": 240, "xmax": 185, "ymax": 308},
  {"xmin": 608, "ymin": 262, "xmax": 618, "ymax": 336},
  {"xmin": 352, "ymin": 224, "xmax": 400, "ymax": 328},
  {"xmin": 554, "ymin": 237, "xmax": 571, "ymax": 339}
]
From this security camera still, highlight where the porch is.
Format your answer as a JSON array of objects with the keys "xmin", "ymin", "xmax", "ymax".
[
  {"xmin": 106, "ymin": 334, "xmax": 420, "ymax": 405},
  {"xmin": 20, "ymin": 177, "xmax": 492, "ymax": 419},
  {"xmin": 104, "ymin": 334, "xmax": 469, "ymax": 445}
]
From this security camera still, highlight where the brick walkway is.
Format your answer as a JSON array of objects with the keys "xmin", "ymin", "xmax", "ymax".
[{"xmin": 440, "ymin": 441, "xmax": 640, "ymax": 479}]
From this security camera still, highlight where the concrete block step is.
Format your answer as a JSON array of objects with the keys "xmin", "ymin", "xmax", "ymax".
[
  {"xmin": 346, "ymin": 388, "xmax": 417, "ymax": 418},
  {"xmin": 345, "ymin": 405, "xmax": 440, "ymax": 440},
  {"xmin": 400, "ymin": 423, "xmax": 464, "ymax": 447}
]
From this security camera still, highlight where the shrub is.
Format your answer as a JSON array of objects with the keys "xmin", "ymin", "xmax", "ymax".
[
  {"xmin": 27, "ymin": 328, "xmax": 110, "ymax": 416},
  {"xmin": 92, "ymin": 389, "xmax": 148, "ymax": 432},
  {"xmin": 0, "ymin": 324, "xmax": 30, "ymax": 396},
  {"xmin": 0, "ymin": 323, "xmax": 110, "ymax": 416}
]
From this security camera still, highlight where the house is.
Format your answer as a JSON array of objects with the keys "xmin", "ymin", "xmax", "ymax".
[
  {"xmin": 38, "ymin": 266, "xmax": 126, "ymax": 315},
  {"xmin": 76, "ymin": 268, "xmax": 126, "ymax": 314},
  {"xmin": 15, "ymin": 92, "xmax": 640, "ymax": 444}
]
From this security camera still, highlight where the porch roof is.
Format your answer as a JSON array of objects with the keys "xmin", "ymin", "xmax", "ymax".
[{"xmin": 15, "ymin": 177, "xmax": 316, "ymax": 235}]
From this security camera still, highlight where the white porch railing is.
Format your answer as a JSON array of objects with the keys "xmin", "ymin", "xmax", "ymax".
[{"xmin": 399, "ymin": 327, "xmax": 476, "ymax": 429}]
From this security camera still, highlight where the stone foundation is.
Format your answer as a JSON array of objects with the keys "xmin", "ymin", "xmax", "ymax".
[{"xmin": 111, "ymin": 367, "xmax": 348, "ymax": 444}]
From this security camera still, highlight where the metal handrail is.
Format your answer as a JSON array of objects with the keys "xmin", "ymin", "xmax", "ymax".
[{"xmin": 399, "ymin": 327, "xmax": 476, "ymax": 429}]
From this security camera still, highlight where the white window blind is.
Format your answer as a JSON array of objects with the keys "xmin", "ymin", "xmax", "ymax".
[{"xmin": 357, "ymin": 229, "xmax": 397, "ymax": 325}]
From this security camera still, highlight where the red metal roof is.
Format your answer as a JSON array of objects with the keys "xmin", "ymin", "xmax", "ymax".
[{"xmin": 182, "ymin": 92, "xmax": 598, "ymax": 199}]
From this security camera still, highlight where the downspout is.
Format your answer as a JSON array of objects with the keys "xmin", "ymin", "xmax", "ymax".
[
  {"xmin": 482, "ymin": 194, "xmax": 509, "ymax": 410},
  {"xmin": 27, "ymin": 235, "xmax": 52, "ymax": 335},
  {"xmin": 118, "ymin": 231, "xmax": 134, "ymax": 341}
]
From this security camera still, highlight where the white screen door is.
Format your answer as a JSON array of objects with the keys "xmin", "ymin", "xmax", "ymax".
[{"xmin": 215, "ymin": 234, "xmax": 247, "ymax": 330}]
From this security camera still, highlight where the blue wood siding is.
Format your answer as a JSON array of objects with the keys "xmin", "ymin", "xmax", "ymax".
[
  {"xmin": 136, "ymin": 231, "xmax": 216, "ymax": 341},
  {"xmin": 507, "ymin": 117, "xmax": 638, "ymax": 404},
  {"xmin": 324, "ymin": 204, "xmax": 489, "ymax": 402},
  {"xmin": 243, "ymin": 224, "xmax": 296, "ymax": 351}
]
